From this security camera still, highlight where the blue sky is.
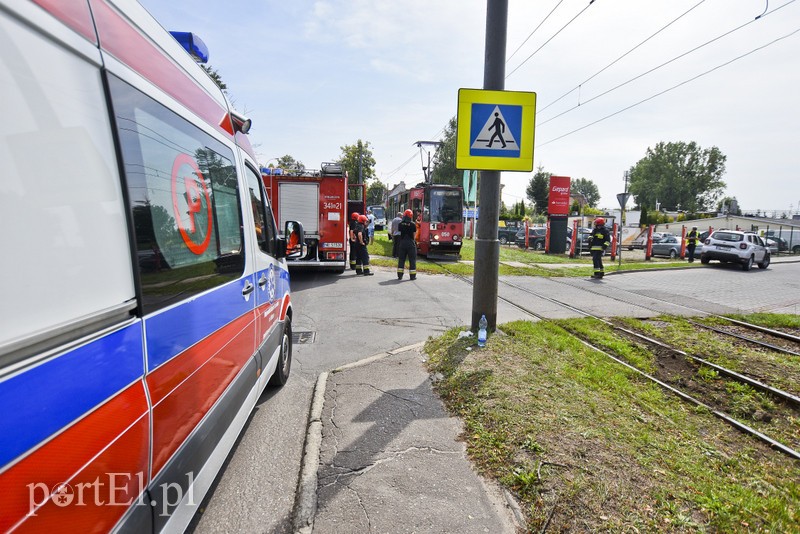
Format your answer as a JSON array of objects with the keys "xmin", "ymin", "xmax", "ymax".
[{"xmin": 138, "ymin": 0, "xmax": 800, "ymax": 215}]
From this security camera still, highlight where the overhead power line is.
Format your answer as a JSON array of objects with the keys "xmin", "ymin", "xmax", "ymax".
[
  {"xmin": 538, "ymin": 0, "xmax": 797, "ymax": 126},
  {"xmin": 536, "ymin": 27, "xmax": 800, "ymax": 147},
  {"xmin": 506, "ymin": 0, "xmax": 598, "ymax": 79},
  {"xmin": 539, "ymin": 0, "xmax": 709, "ymax": 114},
  {"xmin": 506, "ymin": 0, "xmax": 566, "ymax": 63}
]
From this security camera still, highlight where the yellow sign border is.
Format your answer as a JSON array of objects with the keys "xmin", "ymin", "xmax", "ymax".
[{"xmin": 456, "ymin": 88, "xmax": 536, "ymax": 172}]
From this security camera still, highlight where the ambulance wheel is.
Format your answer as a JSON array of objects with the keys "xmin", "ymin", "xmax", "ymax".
[{"xmin": 269, "ymin": 318, "xmax": 292, "ymax": 387}]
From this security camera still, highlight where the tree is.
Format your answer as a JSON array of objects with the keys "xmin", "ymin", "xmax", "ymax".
[
  {"xmin": 430, "ymin": 117, "xmax": 461, "ymax": 186},
  {"xmin": 338, "ymin": 140, "xmax": 376, "ymax": 184},
  {"xmin": 366, "ymin": 179, "xmax": 387, "ymax": 206},
  {"xmin": 525, "ymin": 166, "xmax": 550, "ymax": 214},
  {"xmin": 716, "ymin": 196, "xmax": 741, "ymax": 215},
  {"xmin": 628, "ymin": 141, "xmax": 726, "ymax": 213},
  {"xmin": 202, "ymin": 65, "xmax": 227, "ymax": 92},
  {"xmin": 274, "ymin": 155, "xmax": 305, "ymax": 173},
  {"xmin": 570, "ymin": 177, "xmax": 601, "ymax": 208}
]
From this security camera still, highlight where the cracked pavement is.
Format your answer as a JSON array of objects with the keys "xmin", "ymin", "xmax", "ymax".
[{"xmin": 313, "ymin": 348, "xmax": 519, "ymax": 533}]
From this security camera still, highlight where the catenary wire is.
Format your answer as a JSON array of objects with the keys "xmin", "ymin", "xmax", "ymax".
[
  {"xmin": 539, "ymin": 0, "xmax": 709, "ymax": 114},
  {"xmin": 506, "ymin": 0, "xmax": 566, "ymax": 63},
  {"xmin": 536, "ymin": 27, "xmax": 800, "ymax": 147},
  {"xmin": 506, "ymin": 0, "xmax": 598, "ymax": 80},
  {"xmin": 538, "ymin": 0, "xmax": 797, "ymax": 126}
]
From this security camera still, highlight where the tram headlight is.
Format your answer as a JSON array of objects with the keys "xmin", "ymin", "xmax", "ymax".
[
  {"xmin": 453, "ymin": 234, "xmax": 461, "ymax": 241},
  {"xmin": 433, "ymin": 234, "xmax": 440, "ymax": 240}
]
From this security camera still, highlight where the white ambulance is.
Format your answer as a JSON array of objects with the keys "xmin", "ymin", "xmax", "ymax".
[{"xmin": 0, "ymin": 0, "xmax": 302, "ymax": 531}]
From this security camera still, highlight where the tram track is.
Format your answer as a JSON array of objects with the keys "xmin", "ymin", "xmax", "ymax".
[{"xmin": 433, "ymin": 262, "xmax": 800, "ymax": 461}]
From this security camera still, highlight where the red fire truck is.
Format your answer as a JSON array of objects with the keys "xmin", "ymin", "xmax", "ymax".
[{"xmin": 262, "ymin": 163, "xmax": 364, "ymax": 273}]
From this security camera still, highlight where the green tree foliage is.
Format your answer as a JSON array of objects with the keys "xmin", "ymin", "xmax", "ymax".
[
  {"xmin": 628, "ymin": 141, "xmax": 726, "ymax": 213},
  {"xmin": 338, "ymin": 140, "xmax": 376, "ymax": 184},
  {"xmin": 514, "ymin": 200, "xmax": 526, "ymax": 219},
  {"xmin": 274, "ymin": 155, "xmax": 305, "ymax": 173},
  {"xmin": 716, "ymin": 196, "xmax": 742, "ymax": 215},
  {"xmin": 202, "ymin": 65, "xmax": 227, "ymax": 92},
  {"xmin": 431, "ymin": 117, "xmax": 461, "ymax": 186},
  {"xmin": 526, "ymin": 166, "xmax": 551, "ymax": 214},
  {"xmin": 366, "ymin": 180, "xmax": 387, "ymax": 206},
  {"xmin": 570, "ymin": 177, "xmax": 601, "ymax": 208}
]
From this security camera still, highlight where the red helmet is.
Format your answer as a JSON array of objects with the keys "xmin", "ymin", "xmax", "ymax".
[
  {"xmin": 358, "ymin": 215, "xmax": 367, "ymax": 223},
  {"xmin": 404, "ymin": 209, "xmax": 413, "ymax": 218},
  {"xmin": 351, "ymin": 212, "xmax": 359, "ymax": 220},
  {"xmin": 595, "ymin": 217, "xmax": 605, "ymax": 226}
]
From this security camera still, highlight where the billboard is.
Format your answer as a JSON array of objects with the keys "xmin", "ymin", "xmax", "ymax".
[{"xmin": 548, "ymin": 175, "xmax": 571, "ymax": 216}]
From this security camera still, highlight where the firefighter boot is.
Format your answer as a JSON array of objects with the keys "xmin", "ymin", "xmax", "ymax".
[
  {"xmin": 355, "ymin": 263, "xmax": 363, "ymax": 275},
  {"xmin": 397, "ymin": 269, "xmax": 403, "ymax": 280},
  {"xmin": 363, "ymin": 268, "xmax": 374, "ymax": 276},
  {"xmin": 409, "ymin": 271, "xmax": 416, "ymax": 280}
]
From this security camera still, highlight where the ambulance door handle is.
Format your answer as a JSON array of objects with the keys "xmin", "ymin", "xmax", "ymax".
[
  {"xmin": 242, "ymin": 281, "xmax": 255, "ymax": 296},
  {"xmin": 258, "ymin": 274, "xmax": 268, "ymax": 288}
]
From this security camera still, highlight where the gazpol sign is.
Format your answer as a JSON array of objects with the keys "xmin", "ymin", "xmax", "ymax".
[{"xmin": 456, "ymin": 88, "xmax": 536, "ymax": 172}]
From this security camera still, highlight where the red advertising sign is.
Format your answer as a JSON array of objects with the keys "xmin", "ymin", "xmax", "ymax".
[{"xmin": 548, "ymin": 175, "xmax": 571, "ymax": 216}]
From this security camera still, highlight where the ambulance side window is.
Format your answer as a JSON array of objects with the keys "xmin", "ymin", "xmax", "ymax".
[
  {"xmin": 244, "ymin": 163, "xmax": 276, "ymax": 256},
  {"xmin": 109, "ymin": 75, "xmax": 245, "ymax": 314}
]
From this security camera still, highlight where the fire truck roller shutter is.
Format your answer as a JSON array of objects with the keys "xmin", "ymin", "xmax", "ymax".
[{"xmin": 279, "ymin": 182, "xmax": 319, "ymax": 234}]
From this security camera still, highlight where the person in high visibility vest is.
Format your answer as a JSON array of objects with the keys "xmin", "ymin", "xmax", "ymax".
[
  {"xmin": 589, "ymin": 217, "xmax": 610, "ymax": 279},
  {"xmin": 686, "ymin": 226, "xmax": 699, "ymax": 263}
]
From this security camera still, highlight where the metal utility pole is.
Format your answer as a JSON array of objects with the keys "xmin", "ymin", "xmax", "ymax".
[{"xmin": 471, "ymin": 0, "xmax": 507, "ymax": 332}]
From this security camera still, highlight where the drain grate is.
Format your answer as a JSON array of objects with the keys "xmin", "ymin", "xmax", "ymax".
[{"xmin": 292, "ymin": 331, "xmax": 316, "ymax": 344}]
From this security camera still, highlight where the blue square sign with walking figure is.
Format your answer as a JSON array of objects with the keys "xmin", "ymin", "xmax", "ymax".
[
  {"xmin": 469, "ymin": 104, "xmax": 522, "ymax": 158},
  {"xmin": 456, "ymin": 88, "xmax": 536, "ymax": 172}
]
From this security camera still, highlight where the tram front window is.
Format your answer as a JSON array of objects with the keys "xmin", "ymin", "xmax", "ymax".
[{"xmin": 429, "ymin": 189, "xmax": 462, "ymax": 223}]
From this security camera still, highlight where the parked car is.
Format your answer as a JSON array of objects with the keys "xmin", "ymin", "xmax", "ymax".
[
  {"xmin": 498, "ymin": 225, "xmax": 519, "ymax": 244},
  {"xmin": 516, "ymin": 227, "xmax": 547, "ymax": 250},
  {"xmin": 700, "ymin": 230, "xmax": 770, "ymax": 270},
  {"xmin": 765, "ymin": 238, "xmax": 780, "ymax": 254},
  {"xmin": 650, "ymin": 234, "xmax": 682, "ymax": 259},
  {"xmin": 765, "ymin": 235, "xmax": 788, "ymax": 251}
]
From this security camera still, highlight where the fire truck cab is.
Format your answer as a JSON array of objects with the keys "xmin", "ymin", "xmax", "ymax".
[{"xmin": 262, "ymin": 163, "xmax": 349, "ymax": 273}]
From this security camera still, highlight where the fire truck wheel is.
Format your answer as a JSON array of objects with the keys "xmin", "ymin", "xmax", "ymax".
[{"xmin": 269, "ymin": 317, "xmax": 292, "ymax": 388}]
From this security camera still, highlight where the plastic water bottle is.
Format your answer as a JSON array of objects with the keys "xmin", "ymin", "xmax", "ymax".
[{"xmin": 477, "ymin": 315, "xmax": 488, "ymax": 347}]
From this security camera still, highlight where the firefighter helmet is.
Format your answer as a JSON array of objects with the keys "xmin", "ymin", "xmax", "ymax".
[
  {"xmin": 595, "ymin": 217, "xmax": 605, "ymax": 226},
  {"xmin": 351, "ymin": 212, "xmax": 359, "ymax": 220},
  {"xmin": 404, "ymin": 209, "xmax": 413, "ymax": 218},
  {"xmin": 358, "ymin": 214, "xmax": 367, "ymax": 223}
]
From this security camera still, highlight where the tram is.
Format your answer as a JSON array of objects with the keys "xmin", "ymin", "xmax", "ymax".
[{"xmin": 387, "ymin": 182, "xmax": 464, "ymax": 260}]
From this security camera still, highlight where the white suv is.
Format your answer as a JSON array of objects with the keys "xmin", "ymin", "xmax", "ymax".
[{"xmin": 700, "ymin": 230, "xmax": 770, "ymax": 271}]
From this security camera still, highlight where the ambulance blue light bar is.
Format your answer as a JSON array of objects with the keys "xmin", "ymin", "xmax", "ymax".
[{"xmin": 169, "ymin": 31, "xmax": 209, "ymax": 63}]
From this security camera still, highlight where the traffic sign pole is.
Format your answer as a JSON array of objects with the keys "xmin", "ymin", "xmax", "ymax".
[{"xmin": 471, "ymin": 0, "xmax": 507, "ymax": 333}]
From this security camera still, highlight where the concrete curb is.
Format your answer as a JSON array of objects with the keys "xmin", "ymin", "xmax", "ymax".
[{"xmin": 291, "ymin": 342, "xmax": 427, "ymax": 533}]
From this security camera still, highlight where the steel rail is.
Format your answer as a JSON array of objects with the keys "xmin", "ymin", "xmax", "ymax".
[{"xmin": 436, "ymin": 264, "xmax": 800, "ymax": 460}]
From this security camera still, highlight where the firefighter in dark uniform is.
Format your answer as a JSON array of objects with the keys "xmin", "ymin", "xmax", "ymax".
[
  {"xmin": 357, "ymin": 214, "xmax": 373, "ymax": 276},
  {"xmin": 589, "ymin": 217, "xmax": 610, "ymax": 279},
  {"xmin": 349, "ymin": 212, "xmax": 359, "ymax": 270},
  {"xmin": 397, "ymin": 209, "xmax": 417, "ymax": 280},
  {"xmin": 686, "ymin": 226, "xmax": 699, "ymax": 263}
]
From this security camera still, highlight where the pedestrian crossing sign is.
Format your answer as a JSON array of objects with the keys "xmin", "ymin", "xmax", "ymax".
[{"xmin": 456, "ymin": 88, "xmax": 536, "ymax": 172}]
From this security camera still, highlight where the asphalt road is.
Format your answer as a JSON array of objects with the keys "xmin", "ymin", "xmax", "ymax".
[{"xmin": 190, "ymin": 260, "xmax": 800, "ymax": 533}]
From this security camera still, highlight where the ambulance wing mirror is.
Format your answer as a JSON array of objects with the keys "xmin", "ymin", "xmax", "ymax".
[{"xmin": 281, "ymin": 221, "xmax": 305, "ymax": 259}]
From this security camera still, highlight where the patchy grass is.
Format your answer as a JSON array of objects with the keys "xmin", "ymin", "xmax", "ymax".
[{"xmin": 425, "ymin": 319, "xmax": 800, "ymax": 532}]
